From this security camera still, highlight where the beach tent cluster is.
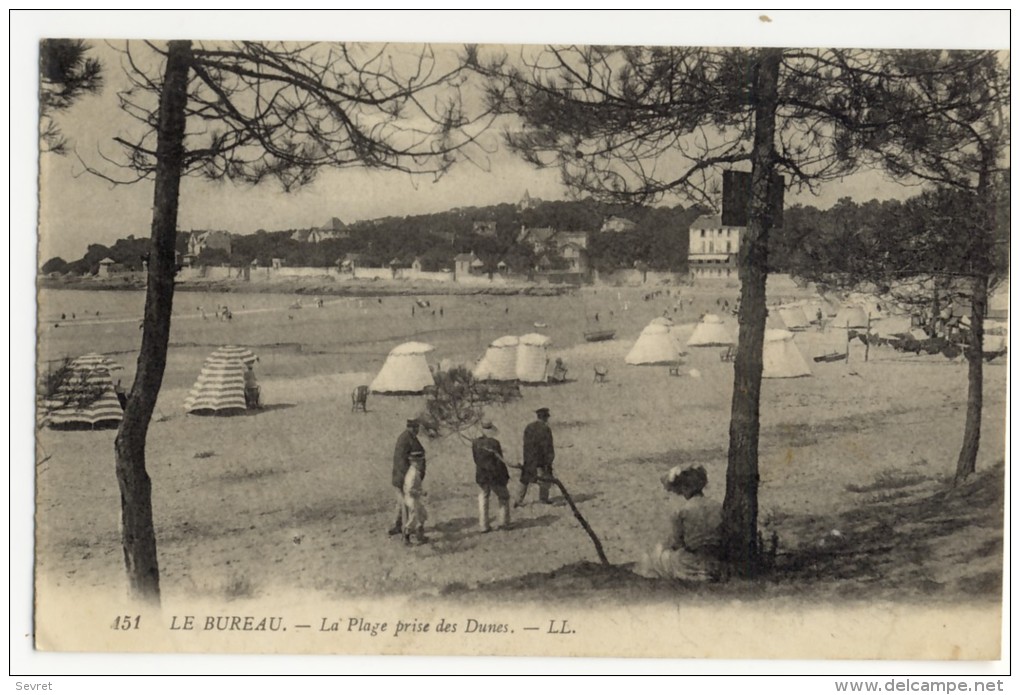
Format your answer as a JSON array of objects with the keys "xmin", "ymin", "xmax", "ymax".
[
  {"xmin": 368, "ymin": 333, "xmax": 557, "ymax": 394},
  {"xmin": 184, "ymin": 346, "xmax": 258, "ymax": 415},
  {"xmin": 44, "ymin": 353, "xmax": 124, "ymax": 429}
]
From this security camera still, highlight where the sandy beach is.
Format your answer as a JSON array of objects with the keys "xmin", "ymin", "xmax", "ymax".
[{"xmin": 35, "ymin": 283, "xmax": 1007, "ymax": 617}]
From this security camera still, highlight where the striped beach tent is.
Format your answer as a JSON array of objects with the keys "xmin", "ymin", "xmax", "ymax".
[
  {"xmin": 371, "ymin": 342, "xmax": 436, "ymax": 394},
  {"xmin": 45, "ymin": 353, "xmax": 124, "ymax": 429},
  {"xmin": 184, "ymin": 347, "xmax": 258, "ymax": 415},
  {"xmin": 209, "ymin": 345, "xmax": 258, "ymax": 366}
]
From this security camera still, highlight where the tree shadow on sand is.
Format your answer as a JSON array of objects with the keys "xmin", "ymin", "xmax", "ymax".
[
  {"xmin": 772, "ymin": 462, "xmax": 1005, "ymax": 598},
  {"xmin": 440, "ymin": 464, "xmax": 1004, "ymax": 602},
  {"xmin": 426, "ymin": 514, "xmax": 559, "ymax": 557},
  {"xmin": 242, "ymin": 403, "xmax": 297, "ymax": 415}
]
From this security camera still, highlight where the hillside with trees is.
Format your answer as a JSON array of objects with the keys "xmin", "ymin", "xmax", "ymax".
[{"xmin": 44, "ymin": 198, "xmax": 705, "ymax": 275}]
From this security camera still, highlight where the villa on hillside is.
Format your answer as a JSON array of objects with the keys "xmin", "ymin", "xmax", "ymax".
[
  {"xmin": 600, "ymin": 215, "xmax": 637, "ymax": 234},
  {"xmin": 187, "ymin": 230, "xmax": 233, "ymax": 258},
  {"xmin": 291, "ymin": 217, "xmax": 348, "ymax": 243},
  {"xmin": 518, "ymin": 226, "xmax": 592, "ymax": 276},
  {"xmin": 472, "ymin": 220, "xmax": 498, "ymax": 237}
]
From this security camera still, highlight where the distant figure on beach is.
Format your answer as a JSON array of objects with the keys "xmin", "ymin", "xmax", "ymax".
[
  {"xmin": 516, "ymin": 407, "xmax": 555, "ymax": 507},
  {"xmin": 594, "ymin": 313, "xmax": 599, "ymax": 323},
  {"xmin": 402, "ymin": 451, "xmax": 428, "ymax": 546},
  {"xmin": 390, "ymin": 419, "xmax": 425, "ymax": 537},
  {"xmin": 439, "ymin": 307, "xmax": 444, "ymax": 318},
  {"xmin": 72, "ymin": 313, "xmax": 76, "ymax": 319},
  {"xmin": 473, "ymin": 420, "xmax": 510, "ymax": 533},
  {"xmin": 412, "ymin": 304, "xmax": 415, "ymax": 317},
  {"xmin": 243, "ymin": 364, "xmax": 260, "ymax": 409},
  {"xmin": 637, "ymin": 465, "xmax": 721, "ymax": 581},
  {"xmin": 61, "ymin": 313, "xmax": 66, "ymax": 320}
]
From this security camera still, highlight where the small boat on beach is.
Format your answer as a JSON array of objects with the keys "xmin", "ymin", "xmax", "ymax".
[{"xmin": 584, "ymin": 329, "xmax": 616, "ymax": 342}]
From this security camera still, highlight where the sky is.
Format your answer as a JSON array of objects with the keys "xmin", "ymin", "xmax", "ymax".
[{"xmin": 18, "ymin": 11, "xmax": 1012, "ymax": 263}]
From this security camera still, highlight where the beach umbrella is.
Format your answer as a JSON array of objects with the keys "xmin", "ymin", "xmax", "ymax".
[
  {"xmin": 209, "ymin": 345, "xmax": 258, "ymax": 366},
  {"xmin": 371, "ymin": 342, "xmax": 436, "ymax": 394}
]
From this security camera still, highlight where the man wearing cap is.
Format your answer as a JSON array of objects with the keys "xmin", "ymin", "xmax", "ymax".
[
  {"xmin": 516, "ymin": 407, "xmax": 555, "ymax": 506},
  {"xmin": 390, "ymin": 419, "xmax": 425, "ymax": 536},
  {"xmin": 472, "ymin": 420, "xmax": 511, "ymax": 533}
]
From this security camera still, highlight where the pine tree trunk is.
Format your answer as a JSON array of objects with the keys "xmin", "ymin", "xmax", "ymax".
[
  {"xmin": 720, "ymin": 48, "xmax": 781, "ymax": 577},
  {"xmin": 955, "ymin": 272, "xmax": 987, "ymax": 482},
  {"xmin": 113, "ymin": 40, "xmax": 192, "ymax": 603}
]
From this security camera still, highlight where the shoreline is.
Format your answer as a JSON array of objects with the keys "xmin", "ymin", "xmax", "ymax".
[{"xmin": 38, "ymin": 275, "xmax": 577, "ymax": 298}]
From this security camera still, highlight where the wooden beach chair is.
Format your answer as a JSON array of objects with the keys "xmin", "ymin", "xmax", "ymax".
[{"xmin": 351, "ymin": 385, "xmax": 369, "ymax": 412}]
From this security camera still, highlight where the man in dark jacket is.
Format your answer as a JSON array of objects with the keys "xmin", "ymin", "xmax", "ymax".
[
  {"xmin": 472, "ymin": 420, "xmax": 510, "ymax": 533},
  {"xmin": 390, "ymin": 419, "xmax": 425, "ymax": 536},
  {"xmin": 516, "ymin": 407, "xmax": 555, "ymax": 506}
]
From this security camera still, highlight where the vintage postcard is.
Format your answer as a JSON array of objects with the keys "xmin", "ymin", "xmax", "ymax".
[{"xmin": 23, "ymin": 13, "xmax": 1009, "ymax": 668}]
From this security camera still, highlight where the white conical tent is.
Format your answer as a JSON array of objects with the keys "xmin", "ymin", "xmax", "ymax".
[
  {"xmin": 184, "ymin": 350, "xmax": 253, "ymax": 414},
  {"xmin": 473, "ymin": 335, "xmax": 519, "ymax": 381},
  {"xmin": 45, "ymin": 354, "xmax": 124, "ymax": 428},
  {"xmin": 686, "ymin": 314, "xmax": 735, "ymax": 347},
  {"xmin": 778, "ymin": 306, "xmax": 810, "ymax": 330},
  {"xmin": 371, "ymin": 342, "xmax": 436, "ymax": 394},
  {"xmin": 626, "ymin": 323, "xmax": 679, "ymax": 365},
  {"xmin": 833, "ymin": 305, "xmax": 870, "ymax": 329},
  {"xmin": 516, "ymin": 333, "xmax": 552, "ymax": 383},
  {"xmin": 766, "ymin": 309, "xmax": 788, "ymax": 330},
  {"xmin": 762, "ymin": 329, "xmax": 812, "ymax": 378}
]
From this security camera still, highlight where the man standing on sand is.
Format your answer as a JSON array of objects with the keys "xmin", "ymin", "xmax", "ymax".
[
  {"xmin": 472, "ymin": 420, "xmax": 511, "ymax": 533},
  {"xmin": 516, "ymin": 407, "xmax": 555, "ymax": 506},
  {"xmin": 390, "ymin": 419, "xmax": 425, "ymax": 537}
]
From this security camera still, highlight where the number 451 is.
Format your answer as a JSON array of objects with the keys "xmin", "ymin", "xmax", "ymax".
[{"xmin": 111, "ymin": 615, "xmax": 140, "ymax": 630}]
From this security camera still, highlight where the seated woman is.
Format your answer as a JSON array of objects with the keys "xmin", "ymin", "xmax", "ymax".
[{"xmin": 637, "ymin": 464, "xmax": 722, "ymax": 581}]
